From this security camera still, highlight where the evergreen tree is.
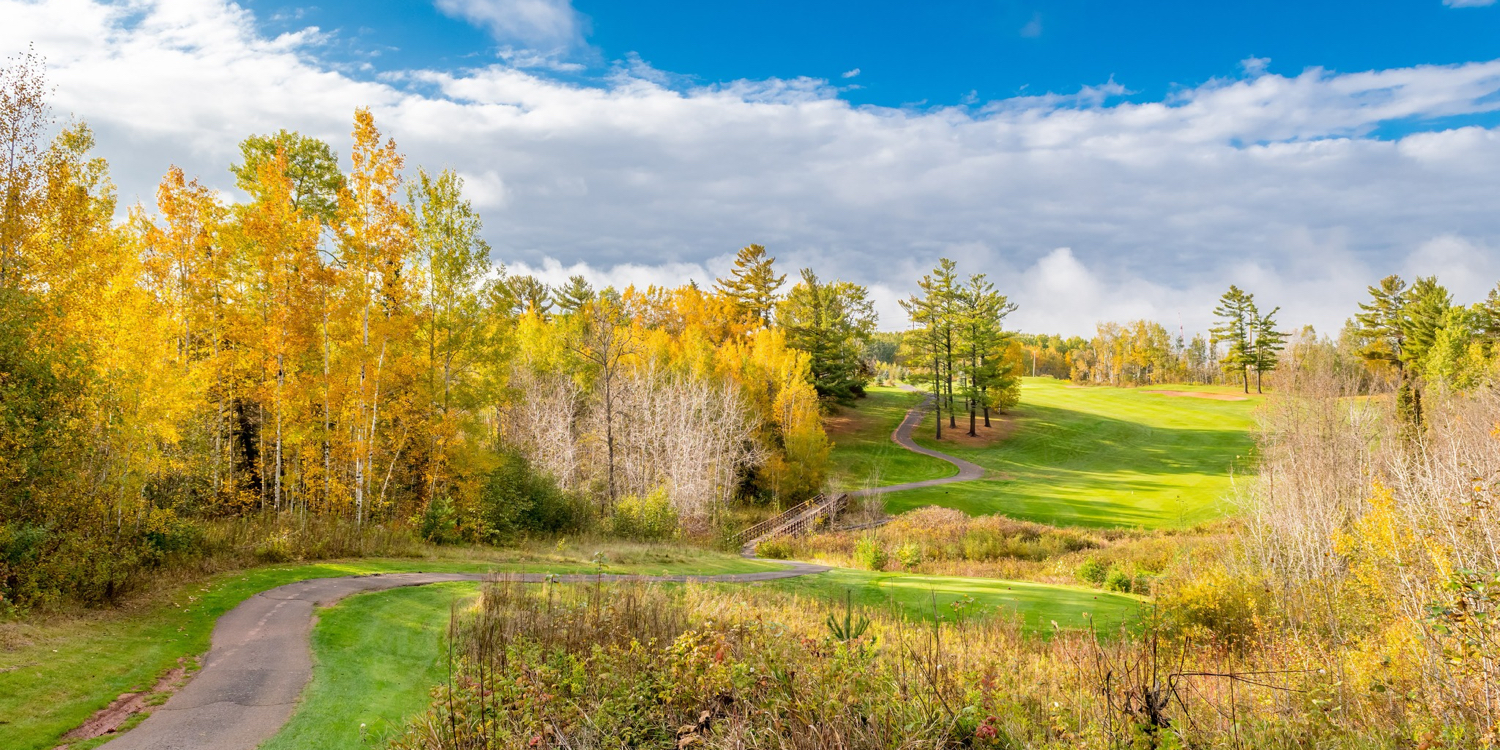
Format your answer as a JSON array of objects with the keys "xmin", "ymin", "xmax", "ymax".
[
  {"xmin": 779, "ymin": 269, "xmax": 877, "ymax": 404},
  {"xmin": 1353, "ymin": 274, "xmax": 1410, "ymax": 374},
  {"xmin": 714, "ymin": 243, "xmax": 786, "ymax": 325},
  {"xmin": 957, "ymin": 274, "xmax": 1017, "ymax": 433},
  {"xmin": 508, "ymin": 275, "xmax": 553, "ymax": 317},
  {"xmin": 1250, "ymin": 306, "xmax": 1288, "ymax": 394},
  {"xmin": 553, "ymin": 274, "xmax": 596, "ymax": 314},
  {"xmin": 1400, "ymin": 276, "xmax": 1452, "ymax": 368},
  {"xmin": 900, "ymin": 270, "xmax": 949, "ymax": 439},
  {"xmin": 1210, "ymin": 285, "xmax": 1256, "ymax": 393}
]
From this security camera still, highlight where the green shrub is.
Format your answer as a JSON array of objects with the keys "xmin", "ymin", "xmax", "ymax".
[
  {"xmin": 419, "ymin": 496, "xmax": 461, "ymax": 545},
  {"xmin": 1103, "ymin": 567, "xmax": 1133, "ymax": 593},
  {"xmin": 896, "ymin": 541, "xmax": 924, "ymax": 570},
  {"xmin": 854, "ymin": 536, "xmax": 887, "ymax": 571},
  {"xmin": 254, "ymin": 531, "xmax": 294, "ymax": 563},
  {"xmin": 1076, "ymin": 557, "xmax": 1108, "ymax": 586},
  {"xmin": 612, "ymin": 488, "xmax": 679, "ymax": 541},
  {"xmin": 756, "ymin": 538, "xmax": 793, "ymax": 559},
  {"xmin": 481, "ymin": 450, "xmax": 587, "ymax": 540}
]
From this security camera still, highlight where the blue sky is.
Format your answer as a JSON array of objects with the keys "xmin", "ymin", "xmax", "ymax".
[
  {"xmin": 254, "ymin": 0, "xmax": 1500, "ymax": 123},
  {"xmin": 6, "ymin": 0, "xmax": 1500, "ymax": 334}
]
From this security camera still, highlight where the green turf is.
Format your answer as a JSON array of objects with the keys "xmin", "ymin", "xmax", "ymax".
[
  {"xmin": 0, "ymin": 548, "xmax": 779, "ymax": 750},
  {"xmin": 884, "ymin": 377, "xmax": 1258, "ymax": 528},
  {"xmin": 764, "ymin": 567, "xmax": 1141, "ymax": 632},
  {"xmin": 827, "ymin": 385, "xmax": 955, "ymax": 491},
  {"xmin": 261, "ymin": 582, "xmax": 477, "ymax": 750}
]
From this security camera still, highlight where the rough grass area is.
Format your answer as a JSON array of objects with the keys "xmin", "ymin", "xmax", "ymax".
[
  {"xmin": 0, "ymin": 544, "xmax": 777, "ymax": 750},
  {"xmin": 262, "ymin": 582, "xmax": 477, "ymax": 750},
  {"xmin": 825, "ymin": 385, "xmax": 955, "ymax": 491},
  {"xmin": 886, "ymin": 377, "xmax": 1258, "ymax": 528}
]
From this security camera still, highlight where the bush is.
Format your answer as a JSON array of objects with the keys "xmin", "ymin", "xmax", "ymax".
[
  {"xmin": 895, "ymin": 541, "xmax": 924, "ymax": 570},
  {"xmin": 1076, "ymin": 557, "xmax": 1108, "ymax": 585},
  {"xmin": 756, "ymin": 538, "xmax": 793, "ymax": 559},
  {"xmin": 419, "ymin": 496, "xmax": 462, "ymax": 545},
  {"xmin": 481, "ymin": 450, "xmax": 587, "ymax": 540},
  {"xmin": 612, "ymin": 488, "xmax": 679, "ymax": 541},
  {"xmin": 1103, "ymin": 567, "xmax": 1133, "ymax": 593},
  {"xmin": 1157, "ymin": 567, "xmax": 1266, "ymax": 647},
  {"xmin": 854, "ymin": 536, "xmax": 887, "ymax": 571}
]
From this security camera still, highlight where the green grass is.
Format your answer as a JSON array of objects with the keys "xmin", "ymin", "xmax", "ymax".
[
  {"xmin": 827, "ymin": 385, "xmax": 955, "ymax": 491},
  {"xmin": 764, "ymin": 566, "xmax": 1141, "ymax": 632},
  {"xmin": 0, "ymin": 545, "xmax": 778, "ymax": 750},
  {"xmin": 886, "ymin": 377, "xmax": 1258, "ymax": 528},
  {"xmin": 261, "ymin": 582, "xmax": 477, "ymax": 750}
]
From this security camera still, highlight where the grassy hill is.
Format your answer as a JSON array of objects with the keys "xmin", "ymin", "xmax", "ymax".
[
  {"xmin": 825, "ymin": 385, "xmax": 955, "ymax": 490},
  {"xmin": 847, "ymin": 378, "xmax": 1259, "ymax": 528}
]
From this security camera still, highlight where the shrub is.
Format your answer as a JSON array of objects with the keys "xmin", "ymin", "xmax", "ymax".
[
  {"xmin": 854, "ymin": 536, "xmax": 887, "ymax": 571},
  {"xmin": 1157, "ymin": 566, "xmax": 1266, "ymax": 647},
  {"xmin": 612, "ymin": 488, "xmax": 679, "ymax": 541},
  {"xmin": 756, "ymin": 538, "xmax": 793, "ymax": 559},
  {"xmin": 481, "ymin": 450, "xmax": 587, "ymax": 540},
  {"xmin": 419, "ymin": 496, "xmax": 461, "ymax": 545},
  {"xmin": 1076, "ymin": 557, "xmax": 1108, "ymax": 585},
  {"xmin": 1103, "ymin": 567, "xmax": 1133, "ymax": 593},
  {"xmin": 896, "ymin": 541, "xmax": 924, "ymax": 570}
]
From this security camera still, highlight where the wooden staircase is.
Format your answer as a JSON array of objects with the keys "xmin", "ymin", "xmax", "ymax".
[{"xmin": 734, "ymin": 493, "xmax": 849, "ymax": 555}]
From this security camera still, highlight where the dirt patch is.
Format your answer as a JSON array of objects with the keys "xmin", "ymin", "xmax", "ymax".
[
  {"xmin": 823, "ymin": 403, "xmax": 886, "ymax": 439},
  {"xmin": 929, "ymin": 413, "xmax": 1017, "ymax": 448},
  {"xmin": 59, "ymin": 660, "xmax": 191, "ymax": 745},
  {"xmin": 1143, "ymin": 390, "xmax": 1249, "ymax": 402}
]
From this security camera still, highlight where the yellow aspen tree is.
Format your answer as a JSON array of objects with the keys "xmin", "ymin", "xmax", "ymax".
[{"xmin": 335, "ymin": 108, "xmax": 415, "ymax": 524}]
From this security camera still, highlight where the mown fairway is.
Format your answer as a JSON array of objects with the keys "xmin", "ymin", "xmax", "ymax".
[
  {"xmin": 825, "ymin": 385, "xmax": 955, "ymax": 490},
  {"xmin": 884, "ymin": 378, "xmax": 1258, "ymax": 527},
  {"xmin": 765, "ymin": 568, "xmax": 1140, "ymax": 632},
  {"xmin": 261, "ymin": 583, "xmax": 475, "ymax": 750}
]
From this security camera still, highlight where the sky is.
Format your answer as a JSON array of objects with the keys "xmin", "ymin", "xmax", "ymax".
[{"xmin": 5, "ymin": 0, "xmax": 1500, "ymax": 335}]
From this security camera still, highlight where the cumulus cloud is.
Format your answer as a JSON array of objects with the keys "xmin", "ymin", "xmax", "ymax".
[
  {"xmin": 433, "ymin": 0, "xmax": 585, "ymax": 51},
  {"xmin": 5, "ymin": 0, "xmax": 1500, "ymax": 336}
]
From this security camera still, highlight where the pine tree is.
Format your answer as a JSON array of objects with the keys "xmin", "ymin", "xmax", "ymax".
[
  {"xmin": 779, "ymin": 269, "xmax": 877, "ymax": 404},
  {"xmin": 956, "ymin": 274, "xmax": 1017, "ymax": 434},
  {"xmin": 1400, "ymin": 276, "xmax": 1452, "ymax": 368},
  {"xmin": 508, "ymin": 275, "xmax": 553, "ymax": 317},
  {"xmin": 714, "ymin": 244, "xmax": 786, "ymax": 326},
  {"xmin": 900, "ymin": 270, "xmax": 948, "ymax": 439},
  {"xmin": 553, "ymin": 274, "xmax": 596, "ymax": 314},
  {"xmin": 1210, "ymin": 285, "xmax": 1255, "ymax": 394},
  {"xmin": 1353, "ymin": 275, "xmax": 1410, "ymax": 374},
  {"xmin": 1250, "ymin": 306, "xmax": 1288, "ymax": 394}
]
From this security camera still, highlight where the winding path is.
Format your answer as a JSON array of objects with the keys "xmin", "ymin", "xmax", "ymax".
[
  {"xmin": 848, "ymin": 385, "xmax": 985, "ymax": 498},
  {"xmin": 102, "ymin": 386, "xmax": 974, "ymax": 749},
  {"xmin": 100, "ymin": 563, "xmax": 827, "ymax": 750}
]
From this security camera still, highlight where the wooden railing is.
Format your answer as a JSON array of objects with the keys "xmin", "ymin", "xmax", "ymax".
[{"xmin": 734, "ymin": 493, "xmax": 849, "ymax": 549}]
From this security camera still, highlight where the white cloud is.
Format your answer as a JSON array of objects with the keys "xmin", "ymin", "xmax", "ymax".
[
  {"xmin": 433, "ymin": 0, "xmax": 584, "ymax": 51},
  {"xmin": 1445, "ymin": 0, "xmax": 1496, "ymax": 7},
  {"xmin": 1241, "ymin": 56, "xmax": 1270, "ymax": 75},
  {"xmin": 841, "ymin": 68, "xmax": 860, "ymax": 79},
  {"xmin": 1020, "ymin": 12, "xmax": 1043, "ymax": 38},
  {"xmin": 6, "ymin": 0, "xmax": 1500, "ymax": 337}
]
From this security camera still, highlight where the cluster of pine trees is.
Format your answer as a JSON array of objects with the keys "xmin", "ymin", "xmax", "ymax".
[
  {"xmin": 899, "ymin": 258, "xmax": 1023, "ymax": 438},
  {"xmin": 0, "ymin": 55, "xmax": 882, "ymax": 604}
]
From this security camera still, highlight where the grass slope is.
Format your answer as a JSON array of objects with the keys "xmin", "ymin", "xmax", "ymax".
[
  {"xmin": 261, "ymin": 582, "xmax": 477, "ymax": 750},
  {"xmin": 826, "ymin": 385, "xmax": 955, "ymax": 491},
  {"xmin": 888, "ymin": 378, "xmax": 1258, "ymax": 528},
  {"xmin": 0, "ymin": 546, "xmax": 777, "ymax": 750},
  {"xmin": 765, "ymin": 567, "xmax": 1140, "ymax": 632},
  {"xmin": 259, "ymin": 569, "xmax": 1138, "ymax": 750}
]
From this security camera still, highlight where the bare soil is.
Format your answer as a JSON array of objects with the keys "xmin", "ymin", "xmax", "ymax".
[{"xmin": 60, "ymin": 661, "xmax": 190, "ymax": 744}]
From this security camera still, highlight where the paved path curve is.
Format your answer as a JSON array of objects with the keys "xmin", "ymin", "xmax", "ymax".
[
  {"xmin": 847, "ymin": 384, "xmax": 985, "ymax": 498},
  {"xmin": 102, "ymin": 562, "xmax": 828, "ymax": 750}
]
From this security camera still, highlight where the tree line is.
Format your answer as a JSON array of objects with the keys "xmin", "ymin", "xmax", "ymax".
[{"xmin": 0, "ymin": 54, "xmax": 890, "ymax": 604}]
